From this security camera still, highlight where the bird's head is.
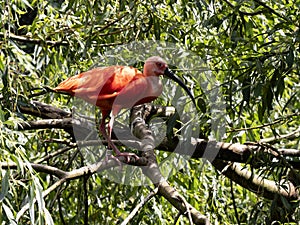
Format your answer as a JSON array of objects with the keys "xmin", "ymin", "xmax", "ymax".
[
  {"xmin": 144, "ymin": 56, "xmax": 196, "ymax": 106},
  {"xmin": 144, "ymin": 56, "xmax": 168, "ymax": 76}
]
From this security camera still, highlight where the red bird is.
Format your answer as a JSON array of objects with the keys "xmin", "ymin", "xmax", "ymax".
[{"xmin": 54, "ymin": 56, "xmax": 195, "ymax": 160}]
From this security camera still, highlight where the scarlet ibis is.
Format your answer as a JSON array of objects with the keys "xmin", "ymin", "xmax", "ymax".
[{"xmin": 54, "ymin": 56, "xmax": 196, "ymax": 160}]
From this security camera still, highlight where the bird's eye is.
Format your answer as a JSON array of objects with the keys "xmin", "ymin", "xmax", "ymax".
[{"xmin": 157, "ymin": 62, "xmax": 162, "ymax": 67}]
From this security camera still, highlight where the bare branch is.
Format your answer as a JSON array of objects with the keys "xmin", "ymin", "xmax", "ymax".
[
  {"xmin": 158, "ymin": 181, "xmax": 211, "ymax": 225},
  {"xmin": 18, "ymin": 118, "xmax": 74, "ymax": 130},
  {"xmin": 260, "ymin": 127, "xmax": 300, "ymax": 144},
  {"xmin": 121, "ymin": 187, "xmax": 158, "ymax": 225},
  {"xmin": 0, "ymin": 32, "xmax": 129, "ymax": 48},
  {"xmin": 130, "ymin": 104, "xmax": 211, "ymax": 225},
  {"xmin": 228, "ymin": 112, "xmax": 299, "ymax": 132},
  {"xmin": 16, "ymin": 101, "xmax": 300, "ymax": 204},
  {"xmin": 0, "ymin": 32, "xmax": 68, "ymax": 46},
  {"xmin": 278, "ymin": 148, "xmax": 300, "ymax": 156},
  {"xmin": 212, "ymin": 160, "xmax": 299, "ymax": 201},
  {"xmin": 34, "ymin": 146, "xmax": 75, "ymax": 164},
  {"xmin": 10, "ymin": 159, "xmax": 122, "ymax": 221},
  {"xmin": 18, "ymin": 101, "xmax": 71, "ymax": 119},
  {"xmin": 16, "ymin": 178, "xmax": 67, "ymax": 222},
  {"xmin": 0, "ymin": 162, "xmax": 67, "ymax": 178}
]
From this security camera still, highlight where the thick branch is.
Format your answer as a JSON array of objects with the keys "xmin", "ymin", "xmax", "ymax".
[
  {"xmin": 130, "ymin": 104, "xmax": 299, "ymax": 203},
  {"xmin": 158, "ymin": 137, "xmax": 300, "ymax": 169},
  {"xmin": 18, "ymin": 101, "xmax": 299, "ymax": 161},
  {"xmin": 16, "ymin": 101, "xmax": 300, "ymax": 203},
  {"xmin": 130, "ymin": 104, "xmax": 211, "ymax": 225},
  {"xmin": 18, "ymin": 118, "xmax": 74, "ymax": 130},
  {"xmin": 18, "ymin": 101, "xmax": 71, "ymax": 119},
  {"xmin": 212, "ymin": 160, "xmax": 299, "ymax": 201}
]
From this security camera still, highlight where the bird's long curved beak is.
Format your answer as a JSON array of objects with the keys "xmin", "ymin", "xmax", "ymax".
[{"xmin": 164, "ymin": 68, "xmax": 196, "ymax": 106}]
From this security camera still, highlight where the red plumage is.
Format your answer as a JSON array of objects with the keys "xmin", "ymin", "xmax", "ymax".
[{"xmin": 55, "ymin": 56, "xmax": 168, "ymax": 160}]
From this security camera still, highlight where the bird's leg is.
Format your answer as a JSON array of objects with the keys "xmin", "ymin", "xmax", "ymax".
[
  {"xmin": 107, "ymin": 114, "xmax": 139, "ymax": 162},
  {"xmin": 106, "ymin": 114, "xmax": 122, "ymax": 155},
  {"xmin": 99, "ymin": 116, "xmax": 120, "ymax": 155},
  {"xmin": 99, "ymin": 116, "xmax": 122, "ymax": 168},
  {"xmin": 99, "ymin": 111, "xmax": 139, "ymax": 163},
  {"xmin": 99, "ymin": 115, "xmax": 136, "ymax": 164}
]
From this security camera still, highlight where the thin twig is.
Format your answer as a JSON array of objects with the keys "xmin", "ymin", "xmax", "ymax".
[
  {"xmin": 228, "ymin": 112, "xmax": 299, "ymax": 132},
  {"xmin": 176, "ymin": 195, "xmax": 193, "ymax": 225},
  {"xmin": 16, "ymin": 178, "xmax": 67, "ymax": 222},
  {"xmin": 83, "ymin": 175, "xmax": 89, "ymax": 225},
  {"xmin": 253, "ymin": 0, "xmax": 289, "ymax": 21},
  {"xmin": 230, "ymin": 180, "xmax": 240, "ymax": 225},
  {"xmin": 259, "ymin": 127, "xmax": 300, "ymax": 144},
  {"xmin": 0, "ymin": 32, "xmax": 68, "ymax": 46},
  {"xmin": 121, "ymin": 188, "xmax": 158, "ymax": 225},
  {"xmin": 34, "ymin": 146, "xmax": 74, "ymax": 164},
  {"xmin": 14, "ymin": 158, "xmax": 121, "ymax": 221}
]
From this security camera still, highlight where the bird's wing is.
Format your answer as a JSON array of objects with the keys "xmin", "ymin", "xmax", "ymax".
[
  {"xmin": 54, "ymin": 66, "xmax": 143, "ymax": 108},
  {"xmin": 55, "ymin": 66, "xmax": 140, "ymax": 95}
]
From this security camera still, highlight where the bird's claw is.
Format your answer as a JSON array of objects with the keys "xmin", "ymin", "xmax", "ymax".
[
  {"xmin": 105, "ymin": 149, "xmax": 139, "ymax": 167},
  {"xmin": 115, "ymin": 152, "xmax": 139, "ymax": 164},
  {"xmin": 104, "ymin": 154, "xmax": 123, "ymax": 169},
  {"xmin": 108, "ymin": 144, "xmax": 139, "ymax": 164}
]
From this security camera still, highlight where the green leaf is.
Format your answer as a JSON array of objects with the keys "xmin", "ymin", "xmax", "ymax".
[
  {"xmin": 0, "ymin": 171, "xmax": 9, "ymax": 202},
  {"xmin": 275, "ymin": 76, "xmax": 285, "ymax": 99},
  {"xmin": 197, "ymin": 97, "xmax": 206, "ymax": 113},
  {"xmin": 286, "ymin": 48, "xmax": 294, "ymax": 69},
  {"xmin": 2, "ymin": 203, "xmax": 17, "ymax": 225}
]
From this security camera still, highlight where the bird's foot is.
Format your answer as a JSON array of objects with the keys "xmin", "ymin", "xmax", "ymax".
[
  {"xmin": 105, "ymin": 150, "xmax": 123, "ymax": 167},
  {"xmin": 115, "ymin": 152, "xmax": 140, "ymax": 164},
  {"xmin": 108, "ymin": 143, "xmax": 139, "ymax": 164},
  {"xmin": 103, "ymin": 150, "xmax": 139, "ymax": 172}
]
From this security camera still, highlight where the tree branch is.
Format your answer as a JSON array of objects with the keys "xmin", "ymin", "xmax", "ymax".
[
  {"xmin": 7, "ymin": 158, "xmax": 123, "ymax": 221},
  {"xmin": 212, "ymin": 160, "xmax": 299, "ymax": 201},
  {"xmin": 0, "ymin": 158, "xmax": 119, "ymax": 180},
  {"xmin": 18, "ymin": 118, "xmax": 74, "ymax": 130},
  {"xmin": 18, "ymin": 100, "xmax": 71, "ymax": 119},
  {"xmin": 16, "ymin": 101, "xmax": 300, "ymax": 203},
  {"xmin": 130, "ymin": 104, "xmax": 211, "ymax": 225},
  {"xmin": 0, "ymin": 32, "xmax": 69, "ymax": 46},
  {"xmin": 228, "ymin": 112, "xmax": 300, "ymax": 133},
  {"xmin": 260, "ymin": 127, "xmax": 300, "ymax": 144},
  {"xmin": 121, "ymin": 187, "xmax": 158, "ymax": 225},
  {"xmin": 253, "ymin": 0, "xmax": 289, "ymax": 21}
]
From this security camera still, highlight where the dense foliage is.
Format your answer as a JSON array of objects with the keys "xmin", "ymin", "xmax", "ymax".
[{"xmin": 1, "ymin": 0, "xmax": 299, "ymax": 224}]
